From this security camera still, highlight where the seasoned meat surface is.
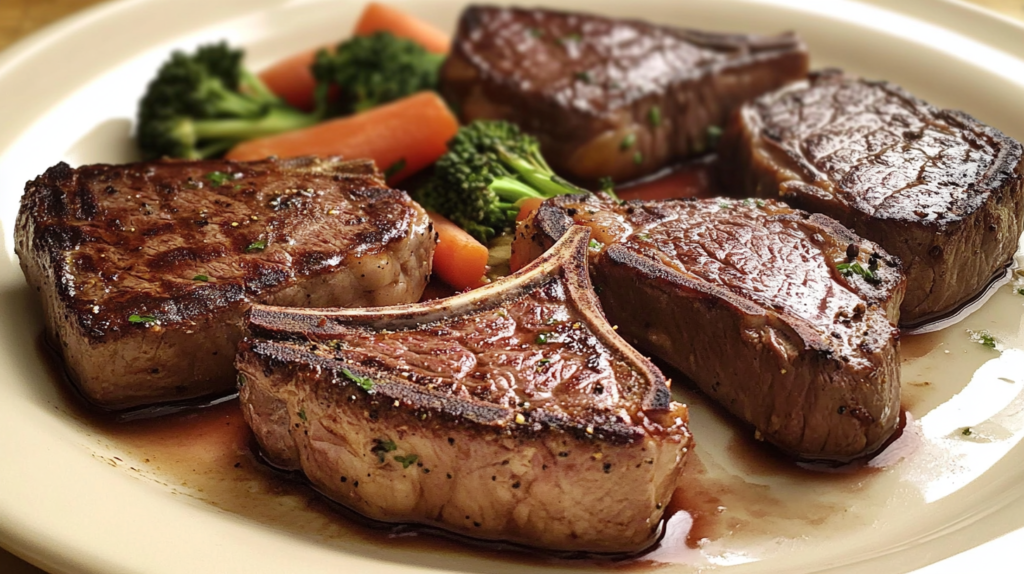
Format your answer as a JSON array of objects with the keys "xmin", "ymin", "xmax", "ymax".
[
  {"xmin": 16, "ymin": 157, "xmax": 434, "ymax": 408},
  {"xmin": 440, "ymin": 5, "xmax": 808, "ymax": 183},
  {"xmin": 515, "ymin": 195, "xmax": 904, "ymax": 460},
  {"xmin": 722, "ymin": 70, "xmax": 1024, "ymax": 325},
  {"xmin": 237, "ymin": 227, "xmax": 691, "ymax": 553}
]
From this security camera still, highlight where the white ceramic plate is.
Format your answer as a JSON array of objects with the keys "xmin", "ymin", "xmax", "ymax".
[{"xmin": 3, "ymin": 0, "xmax": 1024, "ymax": 572}]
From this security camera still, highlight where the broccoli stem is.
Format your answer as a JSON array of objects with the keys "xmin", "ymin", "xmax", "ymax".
[
  {"xmin": 497, "ymin": 150, "xmax": 587, "ymax": 198},
  {"xmin": 190, "ymin": 106, "xmax": 320, "ymax": 141},
  {"xmin": 237, "ymin": 69, "xmax": 281, "ymax": 105}
]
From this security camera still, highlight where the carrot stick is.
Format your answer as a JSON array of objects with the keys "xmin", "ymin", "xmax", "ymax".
[
  {"xmin": 354, "ymin": 3, "xmax": 450, "ymax": 54},
  {"xmin": 258, "ymin": 49, "xmax": 320, "ymax": 111},
  {"xmin": 516, "ymin": 197, "xmax": 545, "ymax": 222},
  {"xmin": 225, "ymin": 91, "xmax": 459, "ymax": 183},
  {"xmin": 258, "ymin": 4, "xmax": 449, "ymax": 112},
  {"xmin": 429, "ymin": 212, "xmax": 489, "ymax": 290}
]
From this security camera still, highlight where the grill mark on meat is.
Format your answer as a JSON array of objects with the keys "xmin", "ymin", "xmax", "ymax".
[
  {"xmin": 237, "ymin": 227, "xmax": 690, "ymax": 552},
  {"xmin": 515, "ymin": 194, "xmax": 904, "ymax": 460},
  {"xmin": 16, "ymin": 156, "xmax": 434, "ymax": 409},
  {"xmin": 441, "ymin": 5, "xmax": 808, "ymax": 183},
  {"xmin": 721, "ymin": 71, "xmax": 1024, "ymax": 324}
]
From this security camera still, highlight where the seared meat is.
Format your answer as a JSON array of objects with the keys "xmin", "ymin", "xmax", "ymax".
[
  {"xmin": 515, "ymin": 195, "xmax": 904, "ymax": 460},
  {"xmin": 16, "ymin": 157, "xmax": 433, "ymax": 409},
  {"xmin": 440, "ymin": 5, "xmax": 808, "ymax": 184},
  {"xmin": 721, "ymin": 70, "xmax": 1024, "ymax": 325},
  {"xmin": 236, "ymin": 227, "xmax": 691, "ymax": 553}
]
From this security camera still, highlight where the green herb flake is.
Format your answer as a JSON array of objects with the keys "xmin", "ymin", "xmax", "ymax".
[
  {"xmin": 636, "ymin": 233, "xmax": 651, "ymax": 241},
  {"xmin": 633, "ymin": 151, "xmax": 643, "ymax": 165},
  {"xmin": 620, "ymin": 133, "xmax": 636, "ymax": 151},
  {"xmin": 342, "ymin": 368, "xmax": 375, "ymax": 391},
  {"xmin": 968, "ymin": 329, "xmax": 998, "ymax": 349},
  {"xmin": 962, "ymin": 427, "xmax": 973, "ymax": 436},
  {"xmin": 536, "ymin": 333, "xmax": 551, "ymax": 344},
  {"xmin": 718, "ymin": 201, "xmax": 731, "ymax": 209},
  {"xmin": 589, "ymin": 239, "xmax": 601, "ymax": 250},
  {"xmin": 371, "ymin": 438, "xmax": 398, "ymax": 462},
  {"xmin": 538, "ymin": 358, "xmax": 551, "ymax": 365},
  {"xmin": 1016, "ymin": 287, "xmax": 1024, "ymax": 296},
  {"xmin": 245, "ymin": 239, "xmax": 267, "ymax": 252},
  {"xmin": 128, "ymin": 314, "xmax": 157, "ymax": 324},
  {"xmin": 598, "ymin": 176, "xmax": 615, "ymax": 195},
  {"xmin": 836, "ymin": 262, "xmax": 880, "ymax": 284},
  {"xmin": 560, "ymin": 33, "xmax": 582, "ymax": 43},
  {"xmin": 394, "ymin": 454, "xmax": 419, "ymax": 469},
  {"xmin": 193, "ymin": 274, "xmax": 209, "ymax": 282},
  {"xmin": 205, "ymin": 171, "xmax": 232, "ymax": 187},
  {"xmin": 648, "ymin": 106, "xmax": 662, "ymax": 128},
  {"xmin": 236, "ymin": 373, "xmax": 246, "ymax": 388},
  {"xmin": 706, "ymin": 125, "xmax": 724, "ymax": 149},
  {"xmin": 384, "ymin": 158, "xmax": 407, "ymax": 179},
  {"xmin": 574, "ymin": 71, "xmax": 591, "ymax": 83},
  {"xmin": 298, "ymin": 409, "xmax": 308, "ymax": 422},
  {"xmin": 755, "ymin": 199, "xmax": 766, "ymax": 208},
  {"xmin": 528, "ymin": 28, "xmax": 544, "ymax": 38}
]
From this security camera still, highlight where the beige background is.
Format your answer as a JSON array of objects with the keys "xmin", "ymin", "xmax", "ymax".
[{"xmin": 0, "ymin": 0, "xmax": 1022, "ymax": 572}]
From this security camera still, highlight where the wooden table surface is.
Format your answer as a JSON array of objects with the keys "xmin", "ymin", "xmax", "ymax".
[{"xmin": 1, "ymin": 0, "xmax": 1023, "ymax": 572}]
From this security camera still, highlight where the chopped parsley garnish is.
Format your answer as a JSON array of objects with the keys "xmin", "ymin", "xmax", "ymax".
[
  {"xmin": 384, "ymin": 158, "xmax": 406, "ymax": 179},
  {"xmin": 298, "ymin": 409, "xmax": 307, "ymax": 422},
  {"xmin": 718, "ymin": 201, "xmax": 731, "ymax": 209},
  {"xmin": 1016, "ymin": 287, "xmax": 1024, "ymax": 296},
  {"xmin": 706, "ymin": 125, "xmax": 723, "ymax": 148},
  {"xmin": 968, "ymin": 329, "xmax": 998, "ymax": 349},
  {"xmin": 756, "ymin": 199, "xmax": 766, "ymax": 208},
  {"xmin": 589, "ymin": 239, "xmax": 601, "ymax": 250},
  {"xmin": 245, "ymin": 239, "xmax": 267, "ymax": 252},
  {"xmin": 536, "ymin": 333, "xmax": 551, "ymax": 344},
  {"xmin": 394, "ymin": 454, "xmax": 419, "ymax": 469},
  {"xmin": 538, "ymin": 358, "xmax": 551, "ymax": 365},
  {"xmin": 575, "ymin": 71, "xmax": 591, "ymax": 83},
  {"xmin": 193, "ymin": 274, "xmax": 209, "ymax": 282},
  {"xmin": 371, "ymin": 438, "xmax": 398, "ymax": 462},
  {"xmin": 620, "ymin": 133, "xmax": 636, "ymax": 150},
  {"xmin": 128, "ymin": 314, "xmax": 157, "ymax": 324},
  {"xmin": 205, "ymin": 171, "xmax": 231, "ymax": 187},
  {"xmin": 633, "ymin": 151, "xmax": 643, "ymax": 165},
  {"xmin": 836, "ymin": 262, "xmax": 880, "ymax": 284},
  {"xmin": 648, "ymin": 106, "xmax": 662, "ymax": 128},
  {"xmin": 598, "ymin": 176, "xmax": 615, "ymax": 195},
  {"xmin": 962, "ymin": 427, "xmax": 973, "ymax": 436},
  {"xmin": 236, "ymin": 373, "xmax": 246, "ymax": 387},
  {"xmin": 342, "ymin": 368, "xmax": 375, "ymax": 391},
  {"xmin": 636, "ymin": 233, "xmax": 651, "ymax": 241}
]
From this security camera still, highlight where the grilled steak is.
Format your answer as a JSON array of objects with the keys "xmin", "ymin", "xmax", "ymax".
[
  {"xmin": 515, "ymin": 195, "xmax": 905, "ymax": 460},
  {"xmin": 440, "ymin": 5, "xmax": 808, "ymax": 184},
  {"xmin": 236, "ymin": 226, "xmax": 691, "ymax": 553},
  {"xmin": 721, "ymin": 70, "xmax": 1024, "ymax": 325},
  {"xmin": 16, "ymin": 157, "xmax": 434, "ymax": 409}
]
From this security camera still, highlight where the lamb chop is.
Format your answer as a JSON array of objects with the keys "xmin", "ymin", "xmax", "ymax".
[
  {"xmin": 720, "ymin": 70, "xmax": 1024, "ymax": 325},
  {"xmin": 515, "ymin": 194, "xmax": 905, "ymax": 460},
  {"xmin": 16, "ymin": 157, "xmax": 434, "ymax": 409},
  {"xmin": 440, "ymin": 4, "xmax": 808, "ymax": 184},
  {"xmin": 236, "ymin": 226, "xmax": 691, "ymax": 553}
]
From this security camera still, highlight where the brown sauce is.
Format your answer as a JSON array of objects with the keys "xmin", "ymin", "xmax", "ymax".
[{"xmin": 38, "ymin": 330, "xmax": 918, "ymax": 570}]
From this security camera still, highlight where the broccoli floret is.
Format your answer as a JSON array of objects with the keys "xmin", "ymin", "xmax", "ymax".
[
  {"xmin": 417, "ymin": 120, "xmax": 590, "ymax": 242},
  {"xmin": 136, "ymin": 42, "xmax": 320, "ymax": 159},
  {"xmin": 313, "ymin": 32, "xmax": 444, "ymax": 115}
]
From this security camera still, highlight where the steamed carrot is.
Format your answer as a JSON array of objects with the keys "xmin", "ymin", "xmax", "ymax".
[
  {"xmin": 516, "ymin": 197, "xmax": 545, "ymax": 222},
  {"xmin": 258, "ymin": 49, "xmax": 320, "ymax": 111},
  {"xmin": 354, "ymin": 3, "xmax": 450, "ymax": 54},
  {"xmin": 225, "ymin": 91, "xmax": 459, "ymax": 183},
  {"xmin": 429, "ymin": 212, "xmax": 489, "ymax": 290}
]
